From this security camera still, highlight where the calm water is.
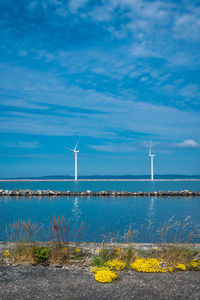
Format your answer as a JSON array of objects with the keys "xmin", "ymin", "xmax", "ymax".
[
  {"xmin": 0, "ymin": 180, "xmax": 200, "ymax": 192},
  {"xmin": 0, "ymin": 196, "xmax": 200, "ymax": 243},
  {"xmin": 0, "ymin": 181, "xmax": 200, "ymax": 243}
]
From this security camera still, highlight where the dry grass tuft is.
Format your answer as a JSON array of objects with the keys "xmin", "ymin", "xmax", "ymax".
[
  {"xmin": 159, "ymin": 245, "xmax": 198, "ymax": 265},
  {"xmin": 11, "ymin": 244, "xmax": 34, "ymax": 265}
]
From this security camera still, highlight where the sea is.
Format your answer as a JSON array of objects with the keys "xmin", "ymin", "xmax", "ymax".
[{"xmin": 0, "ymin": 180, "xmax": 200, "ymax": 243}]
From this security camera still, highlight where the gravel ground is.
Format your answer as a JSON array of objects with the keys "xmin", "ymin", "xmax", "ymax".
[{"xmin": 0, "ymin": 265, "xmax": 200, "ymax": 300}]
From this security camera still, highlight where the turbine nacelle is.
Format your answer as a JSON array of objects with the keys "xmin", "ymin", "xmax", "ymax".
[{"xmin": 65, "ymin": 148, "xmax": 79, "ymax": 153}]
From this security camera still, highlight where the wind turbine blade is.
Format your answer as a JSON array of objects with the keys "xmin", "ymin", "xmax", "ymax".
[
  {"xmin": 66, "ymin": 147, "xmax": 74, "ymax": 152},
  {"xmin": 74, "ymin": 138, "xmax": 80, "ymax": 151},
  {"xmin": 149, "ymin": 140, "xmax": 152, "ymax": 156}
]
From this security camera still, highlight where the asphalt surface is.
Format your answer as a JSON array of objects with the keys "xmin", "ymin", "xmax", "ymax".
[{"xmin": 0, "ymin": 265, "xmax": 200, "ymax": 300}]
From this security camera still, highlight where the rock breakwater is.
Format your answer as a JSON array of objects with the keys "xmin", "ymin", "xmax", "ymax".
[{"xmin": 0, "ymin": 189, "xmax": 200, "ymax": 197}]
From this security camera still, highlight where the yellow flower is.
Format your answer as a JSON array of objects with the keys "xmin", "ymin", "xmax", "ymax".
[
  {"xmin": 95, "ymin": 248, "xmax": 101, "ymax": 254},
  {"xmin": 4, "ymin": 250, "xmax": 10, "ymax": 258},
  {"xmin": 94, "ymin": 269, "xmax": 117, "ymax": 283},
  {"xmin": 187, "ymin": 260, "xmax": 200, "ymax": 269},
  {"xmin": 130, "ymin": 258, "xmax": 173, "ymax": 273},
  {"xmin": 61, "ymin": 247, "xmax": 67, "ymax": 252},
  {"xmin": 115, "ymin": 247, "xmax": 121, "ymax": 255},
  {"xmin": 91, "ymin": 266, "xmax": 110, "ymax": 273},
  {"xmin": 115, "ymin": 247, "xmax": 121, "ymax": 252},
  {"xmin": 75, "ymin": 248, "xmax": 81, "ymax": 253},
  {"xmin": 175, "ymin": 264, "xmax": 187, "ymax": 271},
  {"xmin": 107, "ymin": 259, "xmax": 126, "ymax": 270}
]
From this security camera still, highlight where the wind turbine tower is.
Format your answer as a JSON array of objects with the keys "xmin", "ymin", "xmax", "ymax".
[
  {"xmin": 149, "ymin": 142, "xmax": 155, "ymax": 181},
  {"xmin": 66, "ymin": 140, "xmax": 79, "ymax": 181}
]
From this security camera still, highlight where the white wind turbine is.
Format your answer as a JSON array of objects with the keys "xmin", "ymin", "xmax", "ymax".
[
  {"xmin": 66, "ymin": 140, "xmax": 79, "ymax": 181},
  {"xmin": 149, "ymin": 141, "xmax": 155, "ymax": 181}
]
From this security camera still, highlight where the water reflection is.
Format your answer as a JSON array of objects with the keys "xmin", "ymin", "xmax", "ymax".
[
  {"xmin": 149, "ymin": 197, "xmax": 155, "ymax": 217},
  {"xmin": 71, "ymin": 197, "xmax": 81, "ymax": 222}
]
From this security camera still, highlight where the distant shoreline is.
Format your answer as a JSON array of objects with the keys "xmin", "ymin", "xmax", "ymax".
[{"xmin": 1, "ymin": 179, "xmax": 200, "ymax": 182}]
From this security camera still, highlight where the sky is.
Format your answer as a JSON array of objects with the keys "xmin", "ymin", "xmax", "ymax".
[{"xmin": 0, "ymin": 0, "xmax": 200, "ymax": 178}]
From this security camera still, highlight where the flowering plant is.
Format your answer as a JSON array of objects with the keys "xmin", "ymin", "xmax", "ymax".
[
  {"xmin": 130, "ymin": 258, "xmax": 173, "ymax": 273},
  {"xmin": 75, "ymin": 248, "xmax": 81, "ymax": 253},
  {"xmin": 91, "ymin": 266, "xmax": 117, "ymax": 283},
  {"xmin": 106, "ymin": 259, "xmax": 126, "ymax": 270},
  {"xmin": 4, "ymin": 250, "xmax": 10, "ymax": 258}
]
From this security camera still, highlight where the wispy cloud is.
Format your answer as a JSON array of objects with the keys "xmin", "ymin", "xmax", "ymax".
[
  {"xmin": 0, "ymin": 99, "xmax": 49, "ymax": 110},
  {"xmin": 2, "ymin": 141, "xmax": 41, "ymax": 149},
  {"xmin": 90, "ymin": 142, "xmax": 140, "ymax": 153},
  {"xmin": 0, "ymin": 92, "xmax": 200, "ymax": 141},
  {"xmin": 0, "ymin": 153, "xmax": 60, "ymax": 158},
  {"xmin": 173, "ymin": 13, "xmax": 200, "ymax": 42},
  {"xmin": 1, "ymin": 0, "xmax": 200, "ymax": 176}
]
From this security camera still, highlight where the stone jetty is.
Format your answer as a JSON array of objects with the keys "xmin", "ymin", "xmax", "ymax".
[{"xmin": 0, "ymin": 189, "xmax": 200, "ymax": 197}]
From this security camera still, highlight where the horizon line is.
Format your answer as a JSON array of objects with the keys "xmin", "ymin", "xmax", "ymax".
[{"xmin": 1, "ymin": 178, "xmax": 200, "ymax": 182}]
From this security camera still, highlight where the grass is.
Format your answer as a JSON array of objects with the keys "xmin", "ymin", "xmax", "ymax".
[
  {"xmin": 5, "ymin": 219, "xmax": 43, "ymax": 243},
  {"xmin": 51, "ymin": 216, "xmax": 87, "ymax": 249},
  {"xmin": 9, "ymin": 244, "xmax": 34, "ymax": 265},
  {"xmin": 5, "ymin": 219, "xmax": 44, "ymax": 265},
  {"xmin": 100, "ymin": 216, "xmax": 200, "ymax": 245},
  {"xmin": 2, "ymin": 241, "xmax": 200, "ymax": 271},
  {"xmin": 92, "ymin": 255, "xmax": 105, "ymax": 267},
  {"xmin": 2, "ymin": 216, "xmax": 200, "ymax": 269},
  {"xmin": 4, "ymin": 216, "xmax": 88, "ymax": 265},
  {"xmin": 159, "ymin": 245, "xmax": 198, "ymax": 265}
]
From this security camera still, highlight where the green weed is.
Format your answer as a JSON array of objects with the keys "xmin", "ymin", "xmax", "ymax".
[{"xmin": 32, "ymin": 247, "xmax": 50, "ymax": 265}]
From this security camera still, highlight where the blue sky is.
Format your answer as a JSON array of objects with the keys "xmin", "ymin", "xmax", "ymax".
[{"xmin": 0, "ymin": 0, "xmax": 200, "ymax": 178}]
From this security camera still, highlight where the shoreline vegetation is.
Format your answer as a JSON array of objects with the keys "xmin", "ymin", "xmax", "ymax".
[
  {"xmin": 1, "ymin": 217, "xmax": 200, "ymax": 283},
  {"xmin": 1, "ymin": 241, "xmax": 200, "ymax": 283},
  {"xmin": 0, "ymin": 189, "xmax": 200, "ymax": 197}
]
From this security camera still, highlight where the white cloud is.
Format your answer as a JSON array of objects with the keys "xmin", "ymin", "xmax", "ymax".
[
  {"xmin": 70, "ymin": 0, "xmax": 200, "ymax": 69},
  {"xmin": 91, "ymin": 139, "xmax": 200, "ymax": 153},
  {"xmin": 173, "ymin": 14, "xmax": 200, "ymax": 42},
  {"xmin": 174, "ymin": 140, "xmax": 199, "ymax": 149}
]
